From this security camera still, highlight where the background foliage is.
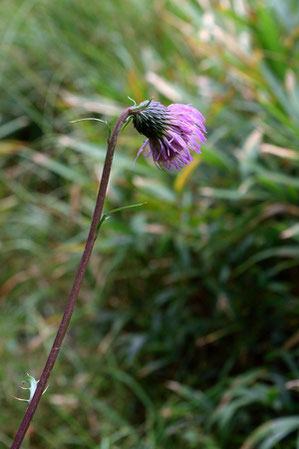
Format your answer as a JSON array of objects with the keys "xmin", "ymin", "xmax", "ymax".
[{"xmin": 1, "ymin": 0, "xmax": 299, "ymax": 448}]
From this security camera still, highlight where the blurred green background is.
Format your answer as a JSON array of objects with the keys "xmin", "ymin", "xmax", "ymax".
[{"xmin": 1, "ymin": 0, "xmax": 299, "ymax": 448}]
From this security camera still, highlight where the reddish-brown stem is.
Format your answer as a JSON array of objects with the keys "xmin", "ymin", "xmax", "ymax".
[{"xmin": 11, "ymin": 107, "xmax": 132, "ymax": 449}]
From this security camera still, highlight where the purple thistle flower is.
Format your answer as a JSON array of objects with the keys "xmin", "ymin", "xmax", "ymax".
[{"xmin": 132, "ymin": 100, "xmax": 207, "ymax": 170}]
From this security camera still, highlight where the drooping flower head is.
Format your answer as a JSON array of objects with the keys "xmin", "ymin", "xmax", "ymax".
[{"xmin": 131, "ymin": 100, "xmax": 206, "ymax": 170}]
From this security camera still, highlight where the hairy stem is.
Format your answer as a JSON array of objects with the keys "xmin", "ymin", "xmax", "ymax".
[{"xmin": 11, "ymin": 107, "xmax": 132, "ymax": 449}]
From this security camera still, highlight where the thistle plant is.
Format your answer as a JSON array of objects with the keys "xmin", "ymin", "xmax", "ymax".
[
  {"xmin": 133, "ymin": 101, "xmax": 206, "ymax": 170},
  {"xmin": 11, "ymin": 99, "xmax": 206, "ymax": 449}
]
